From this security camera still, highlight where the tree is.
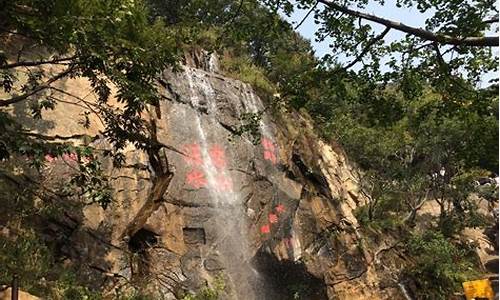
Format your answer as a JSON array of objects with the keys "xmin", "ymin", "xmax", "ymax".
[
  {"xmin": 0, "ymin": 1, "xmax": 179, "ymax": 296},
  {"xmin": 0, "ymin": 0, "xmax": 178, "ymax": 198},
  {"xmin": 273, "ymin": 0, "xmax": 497, "ymax": 97}
]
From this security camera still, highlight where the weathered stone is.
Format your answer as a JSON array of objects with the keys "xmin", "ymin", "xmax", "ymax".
[
  {"xmin": 143, "ymin": 203, "xmax": 186, "ymax": 255},
  {"xmin": 14, "ymin": 54, "xmax": 409, "ymax": 299},
  {"xmin": 204, "ymin": 256, "xmax": 225, "ymax": 271}
]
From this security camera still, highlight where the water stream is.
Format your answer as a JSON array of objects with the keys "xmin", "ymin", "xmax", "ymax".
[
  {"xmin": 241, "ymin": 83, "xmax": 273, "ymax": 139},
  {"xmin": 183, "ymin": 67, "xmax": 262, "ymax": 299}
]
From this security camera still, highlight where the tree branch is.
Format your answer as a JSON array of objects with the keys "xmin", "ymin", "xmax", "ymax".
[
  {"xmin": 0, "ymin": 55, "xmax": 76, "ymax": 69},
  {"xmin": 342, "ymin": 26, "xmax": 390, "ymax": 71},
  {"xmin": 483, "ymin": 17, "xmax": 499, "ymax": 24},
  {"xmin": 317, "ymin": 0, "xmax": 499, "ymax": 47},
  {"xmin": 294, "ymin": 1, "xmax": 318, "ymax": 30},
  {"xmin": 20, "ymin": 131, "xmax": 99, "ymax": 141},
  {"xmin": 0, "ymin": 66, "xmax": 74, "ymax": 107}
]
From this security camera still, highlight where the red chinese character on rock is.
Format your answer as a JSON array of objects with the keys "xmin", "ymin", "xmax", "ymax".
[
  {"xmin": 183, "ymin": 144, "xmax": 203, "ymax": 166},
  {"xmin": 209, "ymin": 144, "xmax": 226, "ymax": 169},
  {"xmin": 261, "ymin": 137, "xmax": 275, "ymax": 152},
  {"xmin": 62, "ymin": 152, "xmax": 78, "ymax": 162},
  {"xmin": 215, "ymin": 174, "xmax": 233, "ymax": 192},
  {"xmin": 82, "ymin": 156, "xmax": 93, "ymax": 164},
  {"xmin": 275, "ymin": 203, "xmax": 285, "ymax": 214},
  {"xmin": 261, "ymin": 137, "xmax": 277, "ymax": 164},
  {"xmin": 263, "ymin": 151, "xmax": 277, "ymax": 164},
  {"xmin": 260, "ymin": 224, "xmax": 270, "ymax": 234},
  {"xmin": 186, "ymin": 169, "xmax": 207, "ymax": 189},
  {"xmin": 268, "ymin": 213, "xmax": 278, "ymax": 224},
  {"xmin": 44, "ymin": 154, "xmax": 56, "ymax": 163}
]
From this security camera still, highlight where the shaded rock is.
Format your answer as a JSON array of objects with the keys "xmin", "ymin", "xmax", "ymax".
[
  {"xmin": 13, "ymin": 53, "xmax": 403, "ymax": 299},
  {"xmin": 183, "ymin": 227, "xmax": 206, "ymax": 245},
  {"xmin": 0, "ymin": 288, "xmax": 40, "ymax": 300}
]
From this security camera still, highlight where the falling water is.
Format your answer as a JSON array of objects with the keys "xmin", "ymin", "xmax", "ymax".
[
  {"xmin": 240, "ymin": 83, "xmax": 273, "ymax": 140},
  {"xmin": 206, "ymin": 52, "xmax": 219, "ymax": 73},
  {"xmin": 398, "ymin": 282, "xmax": 414, "ymax": 300},
  {"xmin": 183, "ymin": 67, "xmax": 262, "ymax": 299}
]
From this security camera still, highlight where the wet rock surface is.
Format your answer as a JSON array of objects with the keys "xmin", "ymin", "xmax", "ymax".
[{"xmin": 19, "ymin": 54, "xmax": 405, "ymax": 299}]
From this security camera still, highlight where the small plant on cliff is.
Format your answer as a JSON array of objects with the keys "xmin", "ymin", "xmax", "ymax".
[{"xmin": 181, "ymin": 274, "xmax": 225, "ymax": 300}]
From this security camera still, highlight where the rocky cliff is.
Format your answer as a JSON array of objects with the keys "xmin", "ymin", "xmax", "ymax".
[{"xmin": 6, "ymin": 51, "xmax": 406, "ymax": 299}]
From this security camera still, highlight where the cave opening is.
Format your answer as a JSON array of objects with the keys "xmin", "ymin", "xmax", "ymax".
[
  {"xmin": 128, "ymin": 228, "xmax": 159, "ymax": 278},
  {"xmin": 128, "ymin": 228, "xmax": 159, "ymax": 253},
  {"xmin": 252, "ymin": 250, "xmax": 328, "ymax": 300}
]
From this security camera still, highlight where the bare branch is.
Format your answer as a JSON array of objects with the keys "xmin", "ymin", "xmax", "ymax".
[
  {"xmin": 0, "ymin": 66, "xmax": 74, "ymax": 107},
  {"xmin": 294, "ymin": 1, "xmax": 318, "ymax": 30},
  {"xmin": 20, "ymin": 131, "xmax": 99, "ymax": 141},
  {"xmin": 342, "ymin": 26, "xmax": 390, "ymax": 71},
  {"xmin": 0, "ymin": 55, "xmax": 77, "ymax": 69},
  {"xmin": 317, "ymin": 0, "xmax": 499, "ymax": 47},
  {"xmin": 225, "ymin": 0, "xmax": 245, "ymax": 25},
  {"xmin": 483, "ymin": 17, "xmax": 499, "ymax": 24}
]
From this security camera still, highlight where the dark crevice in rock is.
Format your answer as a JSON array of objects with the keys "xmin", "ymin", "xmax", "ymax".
[
  {"xmin": 303, "ymin": 223, "xmax": 341, "ymax": 256},
  {"xmin": 166, "ymin": 197, "xmax": 213, "ymax": 208},
  {"xmin": 159, "ymin": 78, "xmax": 182, "ymax": 104},
  {"xmin": 252, "ymin": 250, "xmax": 328, "ymax": 300},
  {"xmin": 218, "ymin": 120, "xmax": 239, "ymax": 135},
  {"xmin": 128, "ymin": 228, "xmax": 159, "ymax": 253},
  {"xmin": 128, "ymin": 228, "xmax": 159, "ymax": 279},
  {"xmin": 291, "ymin": 152, "xmax": 331, "ymax": 199},
  {"xmin": 284, "ymin": 167, "xmax": 299, "ymax": 181},
  {"xmin": 40, "ymin": 216, "xmax": 79, "ymax": 261}
]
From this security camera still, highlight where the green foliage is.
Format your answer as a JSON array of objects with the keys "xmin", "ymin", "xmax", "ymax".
[
  {"xmin": 182, "ymin": 275, "xmax": 225, "ymax": 300},
  {"xmin": 1, "ymin": 0, "xmax": 180, "ymax": 156},
  {"xmin": 0, "ymin": 1, "xmax": 496, "ymax": 299},
  {"xmin": 116, "ymin": 291, "xmax": 154, "ymax": 300},
  {"xmin": 0, "ymin": 232, "xmax": 102, "ymax": 299},
  {"xmin": 70, "ymin": 150, "xmax": 112, "ymax": 209},
  {"xmin": 354, "ymin": 205, "xmax": 403, "ymax": 233},
  {"xmin": 220, "ymin": 53, "xmax": 276, "ymax": 98},
  {"xmin": 0, "ymin": 232, "xmax": 51, "ymax": 292},
  {"xmin": 404, "ymin": 231, "xmax": 480, "ymax": 300},
  {"xmin": 232, "ymin": 111, "xmax": 264, "ymax": 145}
]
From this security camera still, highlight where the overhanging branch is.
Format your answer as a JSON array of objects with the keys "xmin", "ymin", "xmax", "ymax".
[
  {"xmin": 0, "ymin": 55, "xmax": 77, "ymax": 69},
  {"xmin": 0, "ymin": 66, "xmax": 74, "ymax": 107},
  {"xmin": 342, "ymin": 26, "xmax": 390, "ymax": 70},
  {"xmin": 318, "ymin": 0, "xmax": 499, "ymax": 47},
  {"xmin": 294, "ymin": 1, "xmax": 318, "ymax": 30}
]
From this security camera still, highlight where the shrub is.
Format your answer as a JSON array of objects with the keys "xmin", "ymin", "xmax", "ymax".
[
  {"xmin": 0, "ymin": 231, "xmax": 103, "ymax": 299},
  {"xmin": 220, "ymin": 53, "xmax": 276, "ymax": 99},
  {"xmin": 182, "ymin": 274, "xmax": 225, "ymax": 300},
  {"xmin": 404, "ymin": 231, "xmax": 480, "ymax": 300}
]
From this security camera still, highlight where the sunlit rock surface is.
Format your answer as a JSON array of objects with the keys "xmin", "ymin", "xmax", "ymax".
[{"xmin": 17, "ymin": 52, "xmax": 406, "ymax": 299}]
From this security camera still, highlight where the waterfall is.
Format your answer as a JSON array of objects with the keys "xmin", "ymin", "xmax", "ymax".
[
  {"xmin": 207, "ymin": 52, "xmax": 219, "ymax": 73},
  {"xmin": 398, "ymin": 282, "xmax": 414, "ymax": 300},
  {"xmin": 183, "ymin": 67, "xmax": 261, "ymax": 299},
  {"xmin": 241, "ymin": 83, "xmax": 273, "ymax": 139}
]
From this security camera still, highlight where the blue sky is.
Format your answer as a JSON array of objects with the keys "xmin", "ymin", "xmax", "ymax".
[
  {"xmin": 285, "ymin": 1, "xmax": 425, "ymax": 58},
  {"xmin": 282, "ymin": 2, "xmax": 498, "ymax": 86}
]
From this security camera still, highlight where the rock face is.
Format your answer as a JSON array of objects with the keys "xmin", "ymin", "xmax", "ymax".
[
  {"xmin": 0, "ymin": 288, "xmax": 40, "ymax": 300},
  {"xmin": 17, "ymin": 51, "xmax": 403, "ymax": 299}
]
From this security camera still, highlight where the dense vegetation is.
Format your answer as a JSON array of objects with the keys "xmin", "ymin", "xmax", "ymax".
[{"xmin": 0, "ymin": 0, "xmax": 497, "ymax": 299}]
